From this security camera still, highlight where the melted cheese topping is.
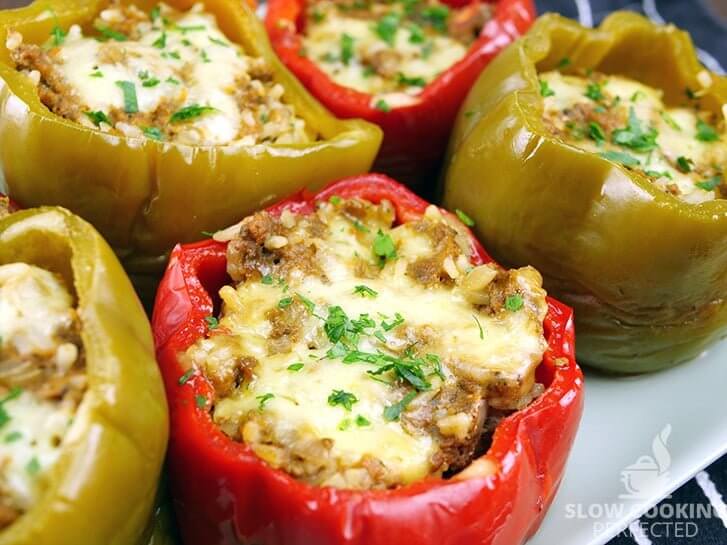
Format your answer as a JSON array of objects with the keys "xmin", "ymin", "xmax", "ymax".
[
  {"xmin": 302, "ymin": 0, "xmax": 488, "ymax": 108},
  {"xmin": 7, "ymin": 3, "xmax": 310, "ymax": 146},
  {"xmin": 540, "ymin": 71, "xmax": 726, "ymax": 203},
  {"xmin": 0, "ymin": 264, "xmax": 83, "ymax": 525},
  {"xmin": 185, "ymin": 199, "xmax": 548, "ymax": 489}
]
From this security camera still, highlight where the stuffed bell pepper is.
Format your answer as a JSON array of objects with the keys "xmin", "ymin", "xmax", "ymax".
[
  {"xmin": 0, "ymin": 202, "xmax": 168, "ymax": 545},
  {"xmin": 442, "ymin": 12, "xmax": 727, "ymax": 373},
  {"xmin": 0, "ymin": 0, "xmax": 381, "ymax": 272},
  {"xmin": 152, "ymin": 174, "xmax": 583, "ymax": 545},
  {"xmin": 265, "ymin": 0, "xmax": 534, "ymax": 189}
]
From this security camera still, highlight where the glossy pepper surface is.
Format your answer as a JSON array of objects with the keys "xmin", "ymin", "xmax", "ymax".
[
  {"xmin": 0, "ymin": 206, "xmax": 168, "ymax": 545},
  {"xmin": 442, "ymin": 12, "xmax": 727, "ymax": 373},
  {"xmin": 265, "ymin": 0, "xmax": 534, "ymax": 190},
  {"xmin": 151, "ymin": 174, "xmax": 584, "ymax": 545},
  {"xmin": 0, "ymin": 0, "xmax": 382, "ymax": 272}
]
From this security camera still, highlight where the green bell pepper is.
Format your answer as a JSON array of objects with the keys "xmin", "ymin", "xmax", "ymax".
[
  {"xmin": 442, "ymin": 12, "xmax": 727, "ymax": 373},
  {"xmin": 0, "ymin": 206, "xmax": 168, "ymax": 545}
]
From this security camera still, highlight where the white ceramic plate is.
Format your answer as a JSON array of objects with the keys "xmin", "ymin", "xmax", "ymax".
[{"xmin": 529, "ymin": 337, "xmax": 727, "ymax": 545}]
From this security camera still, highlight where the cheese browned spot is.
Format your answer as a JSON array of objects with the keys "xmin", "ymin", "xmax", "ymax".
[
  {"xmin": 540, "ymin": 70, "xmax": 726, "ymax": 203},
  {"xmin": 0, "ymin": 264, "xmax": 85, "ymax": 529},
  {"xmin": 302, "ymin": 0, "xmax": 493, "ymax": 109},
  {"xmin": 6, "ymin": 2, "xmax": 311, "ymax": 146},
  {"xmin": 183, "ymin": 197, "xmax": 549, "ymax": 490}
]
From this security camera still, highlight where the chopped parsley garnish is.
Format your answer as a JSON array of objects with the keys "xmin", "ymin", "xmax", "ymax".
[
  {"xmin": 256, "ymin": 393, "xmax": 274, "ymax": 410},
  {"xmin": 84, "ymin": 110, "xmax": 111, "ymax": 127},
  {"xmin": 557, "ymin": 57, "xmax": 571, "ymax": 68},
  {"xmin": 696, "ymin": 175, "xmax": 722, "ymax": 192},
  {"xmin": 421, "ymin": 5, "xmax": 449, "ymax": 33},
  {"xmin": 599, "ymin": 150, "xmax": 641, "ymax": 167},
  {"xmin": 645, "ymin": 170, "xmax": 672, "ymax": 180},
  {"xmin": 296, "ymin": 293, "xmax": 316, "ymax": 313},
  {"xmin": 375, "ymin": 13, "xmax": 400, "ymax": 45},
  {"xmin": 261, "ymin": 274, "xmax": 274, "ymax": 285},
  {"xmin": 397, "ymin": 73, "xmax": 426, "ymax": 87},
  {"xmin": 287, "ymin": 363, "xmax": 304, "ymax": 372},
  {"xmin": 328, "ymin": 389, "xmax": 358, "ymax": 411},
  {"xmin": 584, "ymin": 82, "xmax": 603, "ymax": 101},
  {"xmin": 195, "ymin": 395, "xmax": 207, "ymax": 408},
  {"xmin": 329, "ymin": 195, "xmax": 342, "ymax": 205},
  {"xmin": 408, "ymin": 23, "xmax": 425, "ymax": 43},
  {"xmin": 630, "ymin": 90, "xmax": 645, "ymax": 102},
  {"xmin": 96, "ymin": 25, "xmax": 127, "ymax": 42},
  {"xmin": 353, "ymin": 284, "xmax": 378, "ymax": 298},
  {"xmin": 200, "ymin": 230, "xmax": 216, "ymax": 237},
  {"xmin": 676, "ymin": 156, "xmax": 693, "ymax": 173},
  {"xmin": 176, "ymin": 24, "xmax": 206, "ymax": 33},
  {"xmin": 3, "ymin": 431, "xmax": 22, "ymax": 443},
  {"xmin": 50, "ymin": 25, "xmax": 66, "ymax": 46},
  {"xmin": 455, "ymin": 208, "xmax": 475, "ymax": 226},
  {"xmin": 143, "ymin": 127, "xmax": 164, "ymax": 141},
  {"xmin": 341, "ymin": 33, "xmax": 354, "ymax": 65},
  {"xmin": 162, "ymin": 50, "xmax": 181, "ymax": 60},
  {"xmin": 170, "ymin": 104, "xmax": 216, "ymax": 123},
  {"xmin": 588, "ymin": 121, "xmax": 606, "ymax": 145},
  {"xmin": 278, "ymin": 296, "xmax": 293, "ymax": 309},
  {"xmin": 685, "ymin": 87, "xmax": 696, "ymax": 100},
  {"xmin": 25, "ymin": 456, "xmax": 41, "ymax": 475},
  {"xmin": 374, "ymin": 99, "xmax": 391, "ymax": 113},
  {"xmin": 381, "ymin": 312, "xmax": 404, "ymax": 331},
  {"xmin": 373, "ymin": 230, "xmax": 397, "ymax": 267},
  {"xmin": 143, "ymin": 77, "xmax": 161, "ymax": 88},
  {"xmin": 178, "ymin": 368, "xmax": 195, "ymax": 385},
  {"xmin": 611, "ymin": 107, "xmax": 658, "ymax": 152},
  {"xmin": 204, "ymin": 315, "xmax": 219, "ymax": 329},
  {"xmin": 472, "ymin": 314, "xmax": 484, "ymax": 339},
  {"xmin": 166, "ymin": 76, "xmax": 180, "ymax": 85},
  {"xmin": 696, "ymin": 118, "xmax": 719, "ymax": 142},
  {"xmin": 152, "ymin": 31, "xmax": 167, "ymax": 48},
  {"xmin": 352, "ymin": 219, "xmax": 370, "ymax": 232},
  {"xmin": 338, "ymin": 418, "xmax": 351, "ymax": 431},
  {"xmin": 89, "ymin": 70, "xmax": 104, "ymax": 78},
  {"xmin": 150, "ymin": 4, "xmax": 161, "ymax": 21},
  {"xmin": 660, "ymin": 111, "xmax": 681, "ymax": 131},
  {"xmin": 115, "ymin": 81, "xmax": 139, "ymax": 114},
  {"xmin": 355, "ymin": 415, "xmax": 370, "ymax": 427},
  {"xmin": 209, "ymin": 35, "xmax": 229, "ymax": 47},
  {"xmin": 200, "ymin": 49, "xmax": 211, "ymax": 63},
  {"xmin": 383, "ymin": 391, "xmax": 417, "ymax": 421},
  {"xmin": 505, "ymin": 294, "xmax": 524, "ymax": 312},
  {"xmin": 539, "ymin": 80, "xmax": 555, "ymax": 97},
  {"xmin": 0, "ymin": 388, "xmax": 22, "ymax": 427}
]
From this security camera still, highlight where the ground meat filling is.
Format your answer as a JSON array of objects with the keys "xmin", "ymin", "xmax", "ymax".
[
  {"xmin": 301, "ymin": 0, "xmax": 493, "ymax": 108},
  {"xmin": 540, "ymin": 70, "xmax": 726, "ymax": 203},
  {"xmin": 185, "ymin": 197, "xmax": 549, "ymax": 490},
  {"xmin": 0, "ymin": 264, "xmax": 85, "ymax": 529},
  {"xmin": 6, "ymin": 1, "xmax": 312, "ymax": 146}
]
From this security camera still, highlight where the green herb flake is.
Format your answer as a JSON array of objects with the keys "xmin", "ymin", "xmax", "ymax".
[
  {"xmin": 287, "ymin": 363, "xmax": 304, "ymax": 372},
  {"xmin": 611, "ymin": 107, "xmax": 658, "ymax": 152},
  {"xmin": 162, "ymin": 50, "xmax": 181, "ymax": 60},
  {"xmin": 278, "ymin": 296, "xmax": 293, "ymax": 309},
  {"xmin": 381, "ymin": 312, "xmax": 404, "ymax": 331},
  {"xmin": 329, "ymin": 195, "xmax": 342, "ymax": 205},
  {"xmin": 505, "ymin": 294, "xmax": 524, "ymax": 312},
  {"xmin": 25, "ymin": 457, "xmax": 41, "ymax": 475},
  {"xmin": 176, "ymin": 24, "xmax": 206, "ymax": 33},
  {"xmin": 178, "ymin": 368, "xmax": 195, "ymax": 385},
  {"xmin": 383, "ymin": 390, "xmax": 417, "ymax": 421},
  {"xmin": 152, "ymin": 31, "xmax": 167, "ymax": 48},
  {"xmin": 143, "ymin": 127, "xmax": 164, "ymax": 141},
  {"xmin": 166, "ymin": 76, "xmax": 180, "ymax": 85},
  {"xmin": 200, "ymin": 230, "xmax": 216, "ymax": 237},
  {"xmin": 353, "ymin": 284, "xmax": 378, "ymax": 298},
  {"xmin": 660, "ymin": 111, "xmax": 681, "ymax": 131},
  {"xmin": 696, "ymin": 118, "xmax": 719, "ymax": 142},
  {"xmin": 195, "ymin": 395, "xmax": 207, "ymax": 408},
  {"xmin": 170, "ymin": 104, "xmax": 216, "ymax": 123},
  {"xmin": 209, "ymin": 35, "xmax": 229, "ymax": 47},
  {"xmin": 375, "ymin": 99, "xmax": 390, "ymax": 113},
  {"xmin": 588, "ymin": 121, "xmax": 606, "ymax": 145},
  {"xmin": 557, "ymin": 57, "xmax": 571, "ymax": 68},
  {"xmin": 355, "ymin": 415, "xmax": 370, "ymax": 427},
  {"xmin": 422, "ymin": 5, "xmax": 449, "ymax": 33},
  {"xmin": 455, "ymin": 208, "xmax": 475, "ymax": 226},
  {"xmin": 539, "ymin": 79, "xmax": 555, "ymax": 98},
  {"xmin": 115, "ymin": 81, "xmax": 138, "ymax": 114},
  {"xmin": 256, "ymin": 393, "xmax": 275, "ymax": 410},
  {"xmin": 150, "ymin": 5, "xmax": 161, "ymax": 21},
  {"xmin": 338, "ymin": 418, "xmax": 351, "ymax": 431},
  {"xmin": 472, "ymin": 314, "xmax": 484, "ymax": 339},
  {"xmin": 296, "ymin": 293, "xmax": 316, "ymax": 313},
  {"xmin": 696, "ymin": 175, "xmax": 722, "ymax": 192},
  {"xmin": 261, "ymin": 274, "xmax": 274, "ymax": 285},
  {"xmin": 50, "ymin": 25, "xmax": 66, "ymax": 46},
  {"xmin": 200, "ymin": 49, "xmax": 211, "ymax": 63},
  {"xmin": 685, "ymin": 87, "xmax": 696, "ymax": 100},
  {"xmin": 84, "ymin": 110, "xmax": 111, "ymax": 127},
  {"xmin": 397, "ymin": 73, "xmax": 426, "ymax": 87},
  {"xmin": 96, "ymin": 25, "xmax": 128, "ymax": 42},
  {"xmin": 89, "ymin": 70, "xmax": 104, "ymax": 78},
  {"xmin": 630, "ymin": 90, "xmax": 645, "ymax": 102},
  {"xmin": 352, "ymin": 219, "xmax": 370, "ymax": 232},
  {"xmin": 204, "ymin": 315, "xmax": 219, "ymax": 329},
  {"xmin": 599, "ymin": 150, "xmax": 641, "ymax": 167},
  {"xmin": 584, "ymin": 82, "xmax": 603, "ymax": 101},
  {"xmin": 142, "ymin": 77, "xmax": 161, "ymax": 88},
  {"xmin": 373, "ymin": 230, "xmax": 397, "ymax": 267},
  {"xmin": 341, "ymin": 33, "xmax": 355, "ymax": 65},
  {"xmin": 408, "ymin": 23, "xmax": 425, "ymax": 43},
  {"xmin": 645, "ymin": 170, "xmax": 673, "ymax": 180},
  {"xmin": 4, "ymin": 431, "xmax": 22, "ymax": 443},
  {"xmin": 328, "ymin": 389, "xmax": 358, "ymax": 411},
  {"xmin": 676, "ymin": 156, "xmax": 693, "ymax": 173},
  {"xmin": 375, "ymin": 13, "xmax": 400, "ymax": 45}
]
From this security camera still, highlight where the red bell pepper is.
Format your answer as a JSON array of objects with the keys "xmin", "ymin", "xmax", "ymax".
[
  {"xmin": 264, "ymin": 0, "xmax": 535, "ymax": 188},
  {"xmin": 152, "ymin": 174, "xmax": 583, "ymax": 545}
]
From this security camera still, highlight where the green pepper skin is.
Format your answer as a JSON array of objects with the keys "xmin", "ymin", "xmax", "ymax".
[
  {"xmin": 0, "ymin": 0, "xmax": 382, "ymax": 272},
  {"xmin": 0, "ymin": 207, "xmax": 168, "ymax": 545},
  {"xmin": 442, "ymin": 12, "xmax": 727, "ymax": 373}
]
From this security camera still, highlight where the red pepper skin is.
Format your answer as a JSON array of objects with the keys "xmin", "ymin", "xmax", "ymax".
[
  {"xmin": 152, "ymin": 174, "xmax": 583, "ymax": 545},
  {"xmin": 264, "ymin": 0, "xmax": 535, "ymax": 188}
]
